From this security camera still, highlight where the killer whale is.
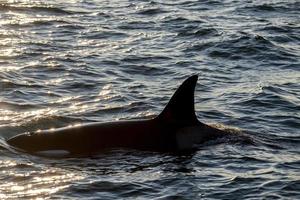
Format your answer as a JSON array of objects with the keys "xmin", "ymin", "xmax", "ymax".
[{"xmin": 7, "ymin": 75, "xmax": 227, "ymax": 157}]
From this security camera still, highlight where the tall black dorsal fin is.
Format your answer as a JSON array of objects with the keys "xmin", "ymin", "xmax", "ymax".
[{"xmin": 157, "ymin": 75, "xmax": 199, "ymax": 124}]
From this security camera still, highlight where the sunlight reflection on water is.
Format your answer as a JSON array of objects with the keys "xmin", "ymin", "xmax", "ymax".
[
  {"xmin": 0, "ymin": 159, "xmax": 84, "ymax": 199},
  {"xmin": 0, "ymin": 0, "xmax": 299, "ymax": 199}
]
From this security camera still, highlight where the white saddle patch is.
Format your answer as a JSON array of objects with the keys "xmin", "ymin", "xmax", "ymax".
[{"xmin": 35, "ymin": 150, "xmax": 70, "ymax": 157}]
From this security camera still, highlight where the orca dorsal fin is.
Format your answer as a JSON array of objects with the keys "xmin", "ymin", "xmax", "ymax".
[{"xmin": 157, "ymin": 75, "xmax": 199, "ymax": 124}]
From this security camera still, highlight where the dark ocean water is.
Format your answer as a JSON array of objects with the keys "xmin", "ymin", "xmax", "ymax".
[{"xmin": 0, "ymin": 0, "xmax": 299, "ymax": 199}]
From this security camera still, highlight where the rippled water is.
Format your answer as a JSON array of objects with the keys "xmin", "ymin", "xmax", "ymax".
[{"xmin": 0, "ymin": 0, "xmax": 299, "ymax": 199}]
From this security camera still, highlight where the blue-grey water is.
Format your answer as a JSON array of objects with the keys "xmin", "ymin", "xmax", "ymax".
[{"xmin": 0, "ymin": 0, "xmax": 299, "ymax": 199}]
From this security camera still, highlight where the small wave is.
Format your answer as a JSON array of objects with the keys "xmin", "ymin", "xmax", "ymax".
[
  {"xmin": 214, "ymin": 34, "xmax": 274, "ymax": 54},
  {"xmin": 120, "ymin": 64, "xmax": 167, "ymax": 77},
  {"xmin": 254, "ymin": 4, "xmax": 277, "ymax": 11},
  {"xmin": 20, "ymin": 115, "xmax": 88, "ymax": 131},
  {"xmin": 281, "ymin": 181, "xmax": 300, "ymax": 195},
  {"xmin": 162, "ymin": 16, "xmax": 190, "ymax": 23},
  {"xmin": 136, "ymin": 8, "xmax": 167, "ymax": 16},
  {"xmin": 184, "ymin": 42, "xmax": 214, "ymax": 52},
  {"xmin": 206, "ymin": 32, "xmax": 298, "ymax": 61},
  {"xmin": 118, "ymin": 21, "xmax": 156, "ymax": 30},
  {"xmin": 0, "ymin": 78, "xmax": 44, "ymax": 90},
  {"xmin": 0, "ymin": 4, "xmax": 72, "ymax": 15},
  {"xmin": 261, "ymin": 180, "xmax": 300, "ymax": 198},
  {"xmin": 258, "ymin": 24, "xmax": 300, "ymax": 47},
  {"xmin": 83, "ymin": 31, "xmax": 127, "ymax": 40},
  {"xmin": 6, "ymin": 19, "xmax": 79, "ymax": 29},
  {"xmin": 96, "ymin": 12, "xmax": 112, "ymax": 18},
  {"xmin": 0, "ymin": 101, "xmax": 38, "ymax": 111},
  {"xmin": 122, "ymin": 54, "xmax": 171, "ymax": 63},
  {"xmin": 259, "ymin": 25, "xmax": 290, "ymax": 34},
  {"xmin": 3, "ymin": 21, "xmax": 52, "ymax": 29},
  {"xmin": 236, "ymin": 2, "xmax": 300, "ymax": 14},
  {"xmin": 276, "ymin": 161, "xmax": 300, "ymax": 170},
  {"xmin": 177, "ymin": 27, "xmax": 220, "ymax": 38},
  {"xmin": 237, "ymin": 87, "xmax": 299, "ymax": 111},
  {"xmin": 62, "ymin": 81, "xmax": 97, "ymax": 91}
]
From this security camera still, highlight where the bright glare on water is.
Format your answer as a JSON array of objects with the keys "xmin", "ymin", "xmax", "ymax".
[{"xmin": 0, "ymin": 0, "xmax": 299, "ymax": 199}]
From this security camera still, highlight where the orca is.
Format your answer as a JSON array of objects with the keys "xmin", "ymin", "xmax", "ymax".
[{"xmin": 7, "ymin": 75, "xmax": 227, "ymax": 157}]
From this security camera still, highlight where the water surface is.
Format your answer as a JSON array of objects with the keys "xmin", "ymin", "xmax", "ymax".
[{"xmin": 0, "ymin": 0, "xmax": 299, "ymax": 199}]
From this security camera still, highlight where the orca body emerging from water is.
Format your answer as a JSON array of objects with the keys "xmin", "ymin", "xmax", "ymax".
[{"xmin": 7, "ymin": 75, "xmax": 227, "ymax": 157}]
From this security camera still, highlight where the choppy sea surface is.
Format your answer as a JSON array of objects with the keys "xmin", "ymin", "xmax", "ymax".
[{"xmin": 0, "ymin": 0, "xmax": 299, "ymax": 199}]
